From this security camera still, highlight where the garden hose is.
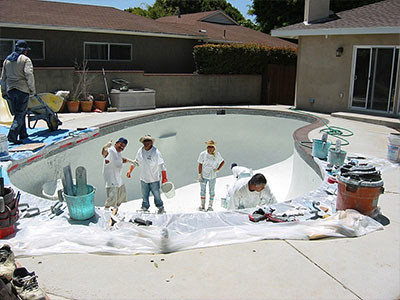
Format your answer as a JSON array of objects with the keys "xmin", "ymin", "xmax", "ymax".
[{"xmin": 289, "ymin": 107, "xmax": 354, "ymax": 149}]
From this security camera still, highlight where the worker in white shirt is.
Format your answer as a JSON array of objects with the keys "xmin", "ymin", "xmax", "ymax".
[
  {"xmin": 126, "ymin": 135, "xmax": 167, "ymax": 214},
  {"xmin": 197, "ymin": 140, "xmax": 224, "ymax": 211},
  {"xmin": 231, "ymin": 163, "xmax": 253, "ymax": 180},
  {"xmin": 226, "ymin": 173, "xmax": 276, "ymax": 210},
  {"xmin": 102, "ymin": 137, "xmax": 129, "ymax": 210}
]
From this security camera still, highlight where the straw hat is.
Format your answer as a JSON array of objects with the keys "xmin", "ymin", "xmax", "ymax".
[
  {"xmin": 205, "ymin": 140, "xmax": 216, "ymax": 148},
  {"xmin": 139, "ymin": 135, "xmax": 155, "ymax": 143}
]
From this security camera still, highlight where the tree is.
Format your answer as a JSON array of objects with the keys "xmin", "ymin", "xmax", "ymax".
[
  {"xmin": 126, "ymin": 0, "xmax": 247, "ymax": 24},
  {"xmin": 250, "ymin": 0, "xmax": 384, "ymax": 34}
]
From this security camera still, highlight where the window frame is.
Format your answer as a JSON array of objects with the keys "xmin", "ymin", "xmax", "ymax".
[
  {"xmin": 0, "ymin": 39, "xmax": 45, "ymax": 61},
  {"xmin": 84, "ymin": 42, "xmax": 132, "ymax": 61}
]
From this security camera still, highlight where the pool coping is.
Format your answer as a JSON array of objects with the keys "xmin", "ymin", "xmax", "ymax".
[{"xmin": 7, "ymin": 107, "xmax": 327, "ymax": 178}]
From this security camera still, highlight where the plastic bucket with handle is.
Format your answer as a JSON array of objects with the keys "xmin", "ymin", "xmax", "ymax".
[
  {"xmin": 63, "ymin": 185, "xmax": 95, "ymax": 220},
  {"xmin": 161, "ymin": 182, "xmax": 175, "ymax": 199}
]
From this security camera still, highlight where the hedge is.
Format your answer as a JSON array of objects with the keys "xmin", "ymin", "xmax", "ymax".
[{"xmin": 193, "ymin": 44, "xmax": 297, "ymax": 74}]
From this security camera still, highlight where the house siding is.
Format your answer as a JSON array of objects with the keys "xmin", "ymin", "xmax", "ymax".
[
  {"xmin": 1, "ymin": 27, "xmax": 199, "ymax": 73},
  {"xmin": 295, "ymin": 34, "xmax": 400, "ymax": 114}
]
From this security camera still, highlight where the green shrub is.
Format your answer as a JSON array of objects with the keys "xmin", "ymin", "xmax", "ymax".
[{"xmin": 193, "ymin": 44, "xmax": 297, "ymax": 74}]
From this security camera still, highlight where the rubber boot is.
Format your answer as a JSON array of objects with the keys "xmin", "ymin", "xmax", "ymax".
[
  {"xmin": 207, "ymin": 198, "xmax": 214, "ymax": 212},
  {"xmin": 199, "ymin": 197, "xmax": 206, "ymax": 211}
]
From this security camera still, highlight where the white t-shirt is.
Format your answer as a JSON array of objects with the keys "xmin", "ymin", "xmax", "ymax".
[
  {"xmin": 227, "ymin": 177, "xmax": 276, "ymax": 210},
  {"xmin": 102, "ymin": 146, "xmax": 124, "ymax": 188},
  {"xmin": 232, "ymin": 166, "xmax": 253, "ymax": 179},
  {"xmin": 197, "ymin": 150, "xmax": 224, "ymax": 179},
  {"xmin": 135, "ymin": 146, "xmax": 166, "ymax": 183}
]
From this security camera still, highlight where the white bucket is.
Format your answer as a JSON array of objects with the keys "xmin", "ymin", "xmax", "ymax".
[
  {"xmin": 161, "ymin": 182, "xmax": 175, "ymax": 199},
  {"xmin": 0, "ymin": 134, "xmax": 9, "ymax": 158},
  {"xmin": 387, "ymin": 133, "xmax": 400, "ymax": 162},
  {"xmin": 42, "ymin": 179, "xmax": 63, "ymax": 200}
]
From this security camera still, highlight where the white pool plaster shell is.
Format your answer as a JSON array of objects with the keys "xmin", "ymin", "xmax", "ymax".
[{"xmin": 2, "ymin": 108, "xmax": 387, "ymax": 258}]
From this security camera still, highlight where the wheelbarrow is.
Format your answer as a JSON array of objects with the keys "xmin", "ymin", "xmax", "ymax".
[{"xmin": 27, "ymin": 93, "xmax": 63, "ymax": 131}]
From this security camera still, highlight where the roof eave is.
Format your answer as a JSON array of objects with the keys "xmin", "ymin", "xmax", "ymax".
[
  {"xmin": 0, "ymin": 22, "xmax": 205, "ymax": 40},
  {"xmin": 271, "ymin": 26, "xmax": 400, "ymax": 38}
]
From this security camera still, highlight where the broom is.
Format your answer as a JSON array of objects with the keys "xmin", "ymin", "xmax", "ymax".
[{"xmin": 102, "ymin": 68, "xmax": 117, "ymax": 112}]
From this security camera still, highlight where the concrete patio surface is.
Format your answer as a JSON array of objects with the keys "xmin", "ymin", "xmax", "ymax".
[{"xmin": 16, "ymin": 106, "xmax": 399, "ymax": 300}]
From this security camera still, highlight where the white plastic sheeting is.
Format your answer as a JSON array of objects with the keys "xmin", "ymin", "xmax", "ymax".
[{"xmin": 4, "ymin": 155, "xmax": 394, "ymax": 256}]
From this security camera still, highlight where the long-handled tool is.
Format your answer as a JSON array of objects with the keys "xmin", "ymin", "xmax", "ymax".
[{"xmin": 101, "ymin": 68, "xmax": 117, "ymax": 112}]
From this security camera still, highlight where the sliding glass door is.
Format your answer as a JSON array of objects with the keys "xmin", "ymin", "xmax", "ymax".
[{"xmin": 351, "ymin": 46, "xmax": 399, "ymax": 113}]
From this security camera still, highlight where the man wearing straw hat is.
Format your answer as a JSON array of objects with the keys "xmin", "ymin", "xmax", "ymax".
[
  {"xmin": 127, "ymin": 134, "xmax": 168, "ymax": 214},
  {"xmin": 197, "ymin": 140, "xmax": 224, "ymax": 211},
  {"xmin": 1, "ymin": 40, "xmax": 36, "ymax": 144}
]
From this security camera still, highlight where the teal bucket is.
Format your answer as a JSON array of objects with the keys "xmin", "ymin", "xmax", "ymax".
[
  {"xmin": 312, "ymin": 139, "xmax": 332, "ymax": 160},
  {"xmin": 328, "ymin": 149, "xmax": 347, "ymax": 166},
  {"xmin": 63, "ymin": 185, "xmax": 95, "ymax": 220}
]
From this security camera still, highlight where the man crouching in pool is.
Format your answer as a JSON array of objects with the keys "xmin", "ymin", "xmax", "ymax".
[
  {"xmin": 226, "ymin": 173, "xmax": 276, "ymax": 210},
  {"xmin": 102, "ymin": 137, "xmax": 129, "ymax": 213}
]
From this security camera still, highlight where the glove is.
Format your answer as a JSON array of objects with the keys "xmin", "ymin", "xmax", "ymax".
[
  {"xmin": 198, "ymin": 173, "xmax": 203, "ymax": 183},
  {"xmin": 161, "ymin": 171, "xmax": 168, "ymax": 184},
  {"xmin": 102, "ymin": 140, "xmax": 113, "ymax": 154}
]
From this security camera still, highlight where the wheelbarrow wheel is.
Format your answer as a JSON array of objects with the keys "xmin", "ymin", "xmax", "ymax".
[{"xmin": 47, "ymin": 115, "xmax": 59, "ymax": 131}]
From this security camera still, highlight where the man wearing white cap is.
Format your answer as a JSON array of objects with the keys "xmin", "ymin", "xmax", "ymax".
[
  {"xmin": 102, "ymin": 137, "xmax": 129, "ymax": 210},
  {"xmin": 1, "ymin": 40, "xmax": 36, "ymax": 144},
  {"xmin": 127, "ymin": 135, "xmax": 167, "ymax": 214},
  {"xmin": 197, "ymin": 140, "xmax": 224, "ymax": 211}
]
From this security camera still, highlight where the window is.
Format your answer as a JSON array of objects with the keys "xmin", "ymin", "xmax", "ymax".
[
  {"xmin": 0, "ymin": 39, "xmax": 44, "ymax": 60},
  {"xmin": 84, "ymin": 42, "xmax": 132, "ymax": 61}
]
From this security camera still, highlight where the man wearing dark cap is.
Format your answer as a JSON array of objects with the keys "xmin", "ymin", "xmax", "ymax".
[
  {"xmin": 1, "ymin": 40, "xmax": 36, "ymax": 144},
  {"xmin": 102, "ymin": 137, "xmax": 129, "ymax": 210}
]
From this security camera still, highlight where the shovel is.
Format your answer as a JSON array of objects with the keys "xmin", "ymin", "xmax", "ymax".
[
  {"xmin": 62, "ymin": 165, "xmax": 74, "ymax": 196},
  {"xmin": 75, "ymin": 166, "xmax": 88, "ymax": 196}
]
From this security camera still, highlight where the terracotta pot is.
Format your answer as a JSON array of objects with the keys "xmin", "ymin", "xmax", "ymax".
[
  {"xmin": 94, "ymin": 100, "xmax": 106, "ymax": 112},
  {"xmin": 58, "ymin": 100, "xmax": 67, "ymax": 113},
  {"xmin": 80, "ymin": 100, "xmax": 93, "ymax": 112},
  {"xmin": 67, "ymin": 101, "xmax": 80, "ymax": 113}
]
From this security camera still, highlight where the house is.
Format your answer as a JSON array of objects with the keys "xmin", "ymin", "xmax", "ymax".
[
  {"xmin": 0, "ymin": 0, "xmax": 295, "ymax": 73},
  {"xmin": 271, "ymin": 0, "xmax": 400, "ymax": 117},
  {"xmin": 0, "ymin": 0, "xmax": 205, "ymax": 73},
  {"xmin": 157, "ymin": 10, "xmax": 296, "ymax": 48}
]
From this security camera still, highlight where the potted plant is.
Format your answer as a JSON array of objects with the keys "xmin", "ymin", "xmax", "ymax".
[
  {"xmin": 80, "ymin": 94, "xmax": 93, "ymax": 112},
  {"xmin": 94, "ymin": 93, "xmax": 107, "ymax": 111},
  {"xmin": 69, "ymin": 60, "xmax": 93, "ymax": 113},
  {"xmin": 67, "ymin": 95, "xmax": 80, "ymax": 113}
]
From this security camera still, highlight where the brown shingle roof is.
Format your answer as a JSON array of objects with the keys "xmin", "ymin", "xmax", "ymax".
[
  {"xmin": 0, "ymin": 0, "xmax": 204, "ymax": 38},
  {"xmin": 158, "ymin": 11, "xmax": 297, "ymax": 48},
  {"xmin": 274, "ymin": 0, "xmax": 400, "ymax": 33}
]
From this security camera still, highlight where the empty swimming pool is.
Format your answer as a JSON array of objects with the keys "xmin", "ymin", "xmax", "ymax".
[{"xmin": 9, "ymin": 109, "xmax": 322, "ymax": 209}]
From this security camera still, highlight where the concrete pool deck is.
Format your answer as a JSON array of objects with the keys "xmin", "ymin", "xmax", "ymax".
[{"xmin": 16, "ymin": 105, "xmax": 399, "ymax": 300}]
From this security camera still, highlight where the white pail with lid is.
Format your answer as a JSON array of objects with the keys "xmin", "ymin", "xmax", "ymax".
[
  {"xmin": 161, "ymin": 182, "xmax": 175, "ymax": 199},
  {"xmin": 387, "ymin": 133, "xmax": 400, "ymax": 162}
]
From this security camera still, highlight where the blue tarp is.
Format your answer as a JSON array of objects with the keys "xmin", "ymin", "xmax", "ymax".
[{"xmin": 0, "ymin": 126, "xmax": 94, "ymax": 161}]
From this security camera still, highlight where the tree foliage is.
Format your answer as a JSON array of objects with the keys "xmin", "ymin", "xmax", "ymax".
[
  {"xmin": 126, "ymin": 0, "xmax": 247, "ymax": 24},
  {"xmin": 250, "ymin": 0, "xmax": 384, "ymax": 34}
]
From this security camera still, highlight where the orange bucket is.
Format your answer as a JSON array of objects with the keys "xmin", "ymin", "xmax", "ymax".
[{"xmin": 337, "ymin": 178, "xmax": 384, "ymax": 216}]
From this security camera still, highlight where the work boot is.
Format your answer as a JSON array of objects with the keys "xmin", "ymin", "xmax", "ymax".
[
  {"xmin": 157, "ymin": 206, "xmax": 165, "ymax": 214},
  {"xmin": 207, "ymin": 199, "xmax": 214, "ymax": 212},
  {"xmin": 137, "ymin": 207, "xmax": 149, "ymax": 213},
  {"xmin": 0, "ymin": 245, "xmax": 16, "ymax": 282},
  {"xmin": 198, "ymin": 197, "xmax": 206, "ymax": 211},
  {"xmin": 12, "ymin": 267, "xmax": 46, "ymax": 300}
]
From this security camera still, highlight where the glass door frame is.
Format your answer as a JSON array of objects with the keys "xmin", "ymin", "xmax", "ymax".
[{"xmin": 349, "ymin": 45, "xmax": 400, "ymax": 116}]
